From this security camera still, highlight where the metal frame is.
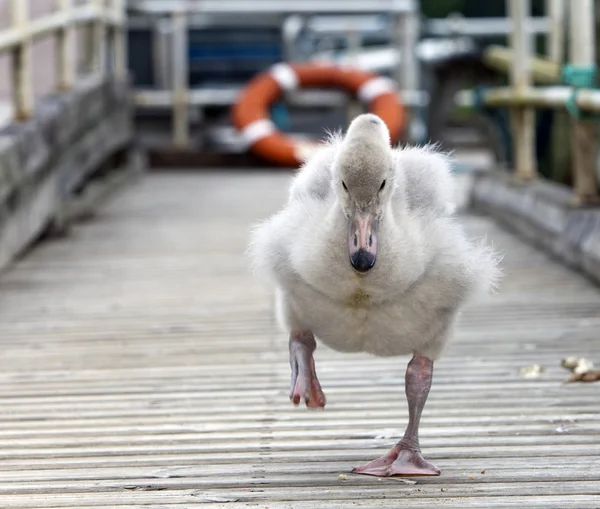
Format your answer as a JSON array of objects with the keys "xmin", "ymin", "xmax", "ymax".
[
  {"xmin": 128, "ymin": 0, "xmax": 420, "ymax": 147},
  {"xmin": 0, "ymin": 0, "xmax": 126, "ymax": 121}
]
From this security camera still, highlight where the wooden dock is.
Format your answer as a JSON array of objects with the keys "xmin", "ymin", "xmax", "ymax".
[{"xmin": 0, "ymin": 171, "xmax": 599, "ymax": 508}]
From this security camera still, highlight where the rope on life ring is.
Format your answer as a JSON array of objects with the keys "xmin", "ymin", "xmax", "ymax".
[{"xmin": 232, "ymin": 63, "xmax": 405, "ymax": 168}]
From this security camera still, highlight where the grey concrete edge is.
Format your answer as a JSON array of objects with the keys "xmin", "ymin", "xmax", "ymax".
[{"xmin": 468, "ymin": 170, "xmax": 600, "ymax": 285}]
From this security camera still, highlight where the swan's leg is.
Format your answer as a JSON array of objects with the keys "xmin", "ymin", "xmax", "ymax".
[
  {"xmin": 352, "ymin": 354, "xmax": 440, "ymax": 476},
  {"xmin": 289, "ymin": 330, "xmax": 326, "ymax": 408}
]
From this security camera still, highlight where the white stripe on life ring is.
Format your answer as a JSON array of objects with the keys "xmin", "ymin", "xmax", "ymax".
[
  {"xmin": 240, "ymin": 119, "xmax": 276, "ymax": 147},
  {"xmin": 357, "ymin": 77, "xmax": 396, "ymax": 103},
  {"xmin": 270, "ymin": 63, "xmax": 299, "ymax": 91}
]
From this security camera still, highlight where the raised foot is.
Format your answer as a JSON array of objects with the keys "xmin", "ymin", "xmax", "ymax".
[
  {"xmin": 290, "ymin": 357, "xmax": 326, "ymax": 409},
  {"xmin": 352, "ymin": 444, "xmax": 440, "ymax": 477},
  {"xmin": 290, "ymin": 367, "xmax": 326, "ymax": 408}
]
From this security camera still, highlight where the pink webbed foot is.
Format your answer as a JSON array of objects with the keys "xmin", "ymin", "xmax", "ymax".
[
  {"xmin": 352, "ymin": 444, "xmax": 440, "ymax": 477},
  {"xmin": 289, "ymin": 331, "xmax": 326, "ymax": 409},
  {"xmin": 352, "ymin": 355, "xmax": 439, "ymax": 477}
]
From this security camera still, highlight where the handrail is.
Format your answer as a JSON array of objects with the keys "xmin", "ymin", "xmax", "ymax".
[
  {"xmin": 457, "ymin": 0, "xmax": 598, "ymax": 204},
  {"xmin": 0, "ymin": 0, "xmax": 126, "ymax": 121}
]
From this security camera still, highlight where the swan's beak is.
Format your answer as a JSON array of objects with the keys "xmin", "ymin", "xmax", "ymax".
[{"xmin": 348, "ymin": 211, "xmax": 378, "ymax": 273}]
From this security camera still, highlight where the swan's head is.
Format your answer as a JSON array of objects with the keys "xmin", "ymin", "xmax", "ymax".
[{"xmin": 333, "ymin": 113, "xmax": 395, "ymax": 274}]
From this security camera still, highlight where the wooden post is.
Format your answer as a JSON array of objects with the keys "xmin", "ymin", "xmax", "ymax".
[
  {"xmin": 546, "ymin": 0, "xmax": 565, "ymax": 65},
  {"xmin": 83, "ymin": 0, "xmax": 106, "ymax": 75},
  {"xmin": 172, "ymin": 10, "xmax": 189, "ymax": 148},
  {"xmin": 10, "ymin": 0, "xmax": 33, "ymax": 120},
  {"xmin": 508, "ymin": 0, "xmax": 537, "ymax": 181},
  {"xmin": 56, "ymin": 0, "xmax": 75, "ymax": 91},
  {"xmin": 568, "ymin": 0, "xmax": 599, "ymax": 203}
]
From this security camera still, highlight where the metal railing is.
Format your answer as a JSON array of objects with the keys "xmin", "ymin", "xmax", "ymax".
[
  {"xmin": 128, "ymin": 0, "xmax": 420, "ymax": 148},
  {"xmin": 0, "ymin": 0, "xmax": 126, "ymax": 121},
  {"xmin": 457, "ymin": 0, "xmax": 599, "ymax": 203}
]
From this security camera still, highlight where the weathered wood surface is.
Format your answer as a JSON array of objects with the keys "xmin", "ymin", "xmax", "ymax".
[
  {"xmin": 0, "ymin": 75, "xmax": 134, "ymax": 272},
  {"xmin": 0, "ymin": 172, "xmax": 599, "ymax": 508}
]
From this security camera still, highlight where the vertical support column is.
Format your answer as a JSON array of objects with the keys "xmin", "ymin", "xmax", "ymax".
[
  {"xmin": 172, "ymin": 10, "xmax": 189, "ymax": 148},
  {"xmin": 111, "ymin": 0, "xmax": 127, "ymax": 78},
  {"xmin": 395, "ymin": 2, "xmax": 421, "ymax": 142},
  {"xmin": 10, "ymin": 0, "xmax": 33, "ymax": 120},
  {"xmin": 546, "ymin": 0, "xmax": 565, "ymax": 65},
  {"xmin": 56, "ymin": 0, "xmax": 75, "ymax": 91},
  {"xmin": 153, "ymin": 17, "xmax": 173, "ymax": 89},
  {"xmin": 568, "ymin": 0, "xmax": 598, "ymax": 203},
  {"xmin": 346, "ymin": 22, "xmax": 363, "ymax": 123},
  {"xmin": 508, "ymin": 0, "xmax": 537, "ymax": 181}
]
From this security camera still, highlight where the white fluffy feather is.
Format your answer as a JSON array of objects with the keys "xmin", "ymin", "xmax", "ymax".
[{"xmin": 248, "ymin": 115, "xmax": 501, "ymax": 361}]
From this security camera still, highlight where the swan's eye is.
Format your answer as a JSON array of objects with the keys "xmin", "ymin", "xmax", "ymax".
[
  {"xmin": 379, "ymin": 180, "xmax": 386, "ymax": 191},
  {"xmin": 342, "ymin": 181, "xmax": 348, "ymax": 191}
]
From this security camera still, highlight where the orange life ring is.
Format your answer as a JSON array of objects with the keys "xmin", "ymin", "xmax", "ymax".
[{"xmin": 232, "ymin": 63, "xmax": 405, "ymax": 168}]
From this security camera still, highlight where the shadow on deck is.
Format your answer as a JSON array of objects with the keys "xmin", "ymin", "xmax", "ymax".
[{"xmin": 0, "ymin": 171, "xmax": 599, "ymax": 508}]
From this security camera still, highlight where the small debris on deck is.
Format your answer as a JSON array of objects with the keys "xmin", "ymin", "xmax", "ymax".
[
  {"xmin": 519, "ymin": 363, "xmax": 545, "ymax": 378},
  {"xmin": 561, "ymin": 356, "xmax": 599, "ymax": 383},
  {"xmin": 561, "ymin": 356, "xmax": 595, "ymax": 374}
]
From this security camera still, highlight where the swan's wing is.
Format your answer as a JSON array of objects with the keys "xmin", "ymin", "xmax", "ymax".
[
  {"xmin": 392, "ymin": 145, "xmax": 456, "ymax": 217},
  {"xmin": 287, "ymin": 132, "xmax": 343, "ymax": 204}
]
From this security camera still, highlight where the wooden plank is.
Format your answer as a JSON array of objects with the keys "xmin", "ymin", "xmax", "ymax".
[
  {"xmin": 2, "ymin": 479, "xmax": 600, "ymax": 498},
  {"xmin": 2, "ymin": 493, "xmax": 600, "ymax": 509},
  {"xmin": 1, "ymin": 456, "xmax": 598, "ymax": 477}
]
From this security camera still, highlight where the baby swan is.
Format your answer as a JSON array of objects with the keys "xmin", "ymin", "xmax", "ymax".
[{"xmin": 249, "ymin": 113, "xmax": 500, "ymax": 477}]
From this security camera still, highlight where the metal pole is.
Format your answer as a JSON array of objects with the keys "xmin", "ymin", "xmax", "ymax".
[
  {"xmin": 568, "ymin": 0, "xmax": 598, "ymax": 203},
  {"xmin": 508, "ymin": 0, "xmax": 537, "ymax": 181},
  {"xmin": 10, "ymin": 0, "xmax": 33, "ymax": 120},
  {"xmin": 346, "ymin": 21, "xmax": 363, "ymax": 123},
  {"xmin": 395, "ymin": 3, "xmax": 421, "ymax": 142},
  {"xmin": 282, "ymin": 15, "xmax": 304, "ymax": 62},
  {"xmin": 56, "ymin": 0, "xmax": 75, "ymax": 91},
  {"xmin": 153, "ymin": 17, "xmax": 173, "ymax": 89},
  {"xmin": 172, "ymin": 10, "xmax": 189, "ymax": 148}
]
